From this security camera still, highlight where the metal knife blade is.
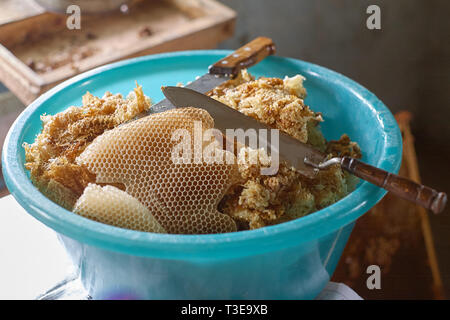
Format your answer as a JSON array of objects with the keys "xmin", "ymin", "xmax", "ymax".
[
  {"xmin": 146, "ymin": 37, "xmax": 276, "ymax": 115},
  {"xmin": 162, "ymin": 86, "xmax": 327, "ymax": 178},
  {"xmin": 150, "ymin": 73, "xmax": 231, "ymax": 113}
]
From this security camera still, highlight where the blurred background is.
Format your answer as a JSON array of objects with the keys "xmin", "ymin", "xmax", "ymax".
[{"xmin": 0, "ymin": 0, "xmax": 448, "ymax": 299}]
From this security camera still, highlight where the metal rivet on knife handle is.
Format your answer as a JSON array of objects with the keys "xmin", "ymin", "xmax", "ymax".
[
  {"xmin": 339, "ymin": 156, "xmax": 447, "ymax": 214},
  {"xmin": 209, "ymin": 37, "xmax": 276, "ymax": 77}
]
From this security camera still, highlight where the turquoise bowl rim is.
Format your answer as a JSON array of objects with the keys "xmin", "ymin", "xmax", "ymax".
[{"xmin": 2, "ymin": 50, "xmax": 402, "ymax": 259}]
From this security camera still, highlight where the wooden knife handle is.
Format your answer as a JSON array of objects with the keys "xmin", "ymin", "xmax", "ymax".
[
  {"xmin": 341, "ymin": 157, "xmax": 447, "ymax": 214},
  {"xmin": 209, "ymin": 37, "xmax": 276, "ymax": 77}
]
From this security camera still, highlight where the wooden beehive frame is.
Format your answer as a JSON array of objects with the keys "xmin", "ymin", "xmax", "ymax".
[
  {"xmin": 395, "ymin": 111, "xmax": 444, "ymax": 299},
  {"xmin": 0, "ymin": 0, "xmax": 236, "ymax": 104}
]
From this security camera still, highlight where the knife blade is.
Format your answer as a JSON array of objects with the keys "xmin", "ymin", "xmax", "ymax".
[
  {"xmin": 162, "ymin": 86, "xmax": 327, "ymax": 178},
  {"xmin": 150, "ymin": 73, "xmax": 230, "ymax": 114},
  {"xmin": 149, "ymin": 37, "xmax": 276, "ymax": 114},
  {"xmin": 164, "ymin": 88, "xmax": 449, "ymax": 214}
]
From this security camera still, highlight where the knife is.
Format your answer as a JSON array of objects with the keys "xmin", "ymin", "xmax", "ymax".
[
  {"xmin": 162, "ymin": 86, "xmax": 447, "ymax": 215},
  {"xmin": 149, "ymin": 37, "xmax": 276, "ymax": 114}
]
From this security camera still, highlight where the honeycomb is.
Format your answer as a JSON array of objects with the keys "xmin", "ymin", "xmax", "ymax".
[
  {"xmin": 74, "ymin": 184, "xmax": 166, "ymax": 233},
  {"xmin": 23, "ymin": 84, "xmax": 151, "ymax": 210},
  {"xmin": 76, "ymin": 107, "xmax": 239, "ymax": 234}
]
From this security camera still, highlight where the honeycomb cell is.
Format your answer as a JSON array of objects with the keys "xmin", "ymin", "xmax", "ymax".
[
  {"xmin": 73, "ymin": 184, "xmax": 166, "ymax": 233},
  {"xmin": 77, "ymin": 108, "xmax": 239, "ymax": 234}
]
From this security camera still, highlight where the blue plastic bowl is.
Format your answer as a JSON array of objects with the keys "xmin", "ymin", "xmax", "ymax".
[{"xmin": 2, "ymin": 51, "xmax": 402, "ymax": 299}]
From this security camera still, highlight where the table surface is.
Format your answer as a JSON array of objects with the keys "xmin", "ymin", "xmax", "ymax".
[
  {"xmin": 0, "ymin": 195, "xmax": 72, "ymax": 299},
  {"xmin": 0, "ymin": 194, "xmax": 361, "ymax": 300}
]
